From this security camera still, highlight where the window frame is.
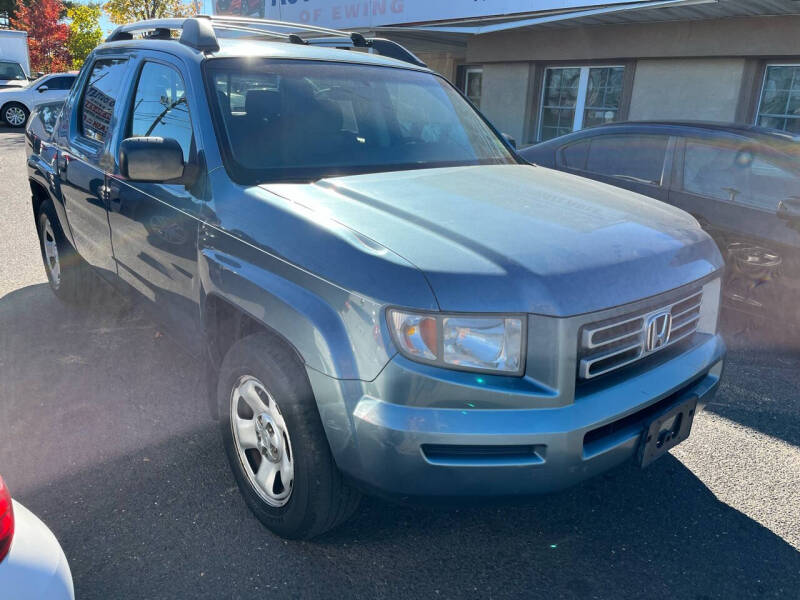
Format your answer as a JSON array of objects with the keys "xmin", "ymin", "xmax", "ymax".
[
  {"xmin": 462, "ymin": 66, "xmax": 483, "ymax": 109},
  {"xmin": 537, "ymin": 64, "xmax": 626, "ymax": 142},
  {"xmin": 74, "ymin": 55, "xmax": 131, "ymax": 151},
  {"xmin": 557, "ymin": 131, "xmax": 674, "ymax": 189},
  {"xmin": 125, "ymin": 58, "xmax": 196, "ymax": 164},
  {"xmin": 531, "ymin": 61, "xmax": 635, "ymax": 144},
  {"xmin": 754, "ymin": 62, "xmax": 800, "ymax": 133}
]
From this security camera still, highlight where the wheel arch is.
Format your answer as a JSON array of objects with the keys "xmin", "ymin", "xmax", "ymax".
[
  {"xmin": 203, "ymin": 291, "xmax": 305, "ymax": 371},
  {"xmin": 1, "ymin": 100, "xmax": 28, "ymax": 121},
  {"xmin": 201, "ymin": 290, "xmax": 310, "ymax": 421},
  {"xmin": 29, "ymin": 178, "xmax": 48, "ymax": 220}
]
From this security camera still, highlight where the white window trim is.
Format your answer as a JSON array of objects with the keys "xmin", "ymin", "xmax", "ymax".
[
  {"xmin": 463, "ymin": 66, "xmax": 483, "ymax": 104},
  {"xmin": 537, "ymin": 65, "xmax": 624, "ymax": 142},
  {"xmin": 755, "ymin": 62, "xmax": 800, "ymax": 126}
]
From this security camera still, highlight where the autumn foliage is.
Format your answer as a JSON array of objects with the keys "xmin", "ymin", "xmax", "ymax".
[{"xmin": 11, "ymin": 0, "xmax": 71, "ymax": 73}]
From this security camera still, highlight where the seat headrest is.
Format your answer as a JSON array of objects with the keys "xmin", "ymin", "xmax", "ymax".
[{"xmin": 245, "ymin": 89, "xmax": 281, "ymax": 121}]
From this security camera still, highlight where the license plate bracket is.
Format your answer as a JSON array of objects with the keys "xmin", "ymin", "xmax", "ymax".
[{"xmin": 638, "ymin": 395, "xmax": 698, "ymax": 468}]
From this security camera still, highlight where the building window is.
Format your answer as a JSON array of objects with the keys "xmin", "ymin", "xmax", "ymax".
[
  {"xmin": 756, "ymin": 65, "xmax": 800, "ymax": 133},
  {"xmin": 463, "ymin": 67, "xmax": 483, "ymax": 109},
  {"xmin": 538, "ymin": 66, "xmax": 624, "ymax": 141}
]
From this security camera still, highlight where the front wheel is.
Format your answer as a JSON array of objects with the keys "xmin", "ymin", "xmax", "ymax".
[
  {"xmin": 3, "ymin": 102, "xmax": 28, "ymax": 127},
  {"xmin": 37, "ymin": 201, "xmax": 95, "ymax": 303},
  {"xmin": 218, "ymin": 333, "xmax": 360, "ymax": 539}
]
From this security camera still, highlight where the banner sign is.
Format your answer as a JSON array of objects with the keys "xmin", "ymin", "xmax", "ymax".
[{"xmin": 213, "ymin": 1, "xmax": 640, "ymax": 29}]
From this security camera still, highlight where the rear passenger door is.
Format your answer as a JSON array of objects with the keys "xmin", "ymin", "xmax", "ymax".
[
  {"xmin": 670, "ymin": 136, "xmax": 800, "ymax": 322},
  {"xmin": 106, "ymin": 56, "xmax": 206, "ymax": 352},
  {"xmin": 557, "ymin": 133, "xmax": 672, "ymax": 201},
  {"xmin": 59, "ymin": 57, "xmax": 131, "ymax": 280}
]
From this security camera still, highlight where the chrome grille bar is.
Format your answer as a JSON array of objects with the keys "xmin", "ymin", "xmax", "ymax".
[{"xmin": 579, "ymin": 289, "xmax": 703, "ymax": 380}]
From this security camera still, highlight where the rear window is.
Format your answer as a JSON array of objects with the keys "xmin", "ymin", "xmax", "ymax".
[
  {"xmin": 80, "ymin": 58, "xmax": 128, "ymax": 144},
  {"xmin": 205, "ymin": 58, "xmax": 515, "ymax": 184}
]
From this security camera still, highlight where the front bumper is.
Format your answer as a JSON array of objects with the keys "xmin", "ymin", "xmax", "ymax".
[{"xmin": 308, "ymin": 333, "xmax": 725, "ymax": 499}]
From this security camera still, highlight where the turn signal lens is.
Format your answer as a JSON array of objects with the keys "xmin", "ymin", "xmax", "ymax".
[
  {"xmin": 0, "ymin": 475, "xmax": 14, "ymax": 563},
  {"xmin": 389, "ymin": 310, "xmax": 438, "ymax": 360}
]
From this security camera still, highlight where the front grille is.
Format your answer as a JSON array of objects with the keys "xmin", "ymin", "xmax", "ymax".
[{"xmin": 578, "ymin": 289, "xmax": 703, "ymax": 380}]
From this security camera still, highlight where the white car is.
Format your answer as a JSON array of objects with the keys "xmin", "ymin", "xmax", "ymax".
[
  {"xmin": 0, "ymin": 475, "xmax": 74, "ymax": 599},
  {"xmin": 0, "ymin": 72, "xmax": 77, "ymax": 128}
]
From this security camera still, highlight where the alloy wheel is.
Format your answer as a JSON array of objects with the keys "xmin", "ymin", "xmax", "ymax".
[
  {"xmin": 230, "ymin": 375, "xmax": 294, "ymax": 507},
  {"xmin": 5, "ymin": 106, "xmax": 25, "ymax": 127},
  {"xmin": 41, "ymin": 216, "xmax": 61, "ymax": 288}
]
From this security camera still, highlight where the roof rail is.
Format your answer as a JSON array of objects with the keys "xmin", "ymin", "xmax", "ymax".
[{"xmin": 104, "ymin": 16, "xmax": 427, "ymax": 68}]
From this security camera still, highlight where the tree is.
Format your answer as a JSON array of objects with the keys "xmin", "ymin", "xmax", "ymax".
[
  {"xmin": 103, "ymin": 0, "xmax": 193, "ymax": 25},
  {"xmin": 11, "ymin": 0, "xmax": 71, "ymax": 74},
  {"xmin": 67, "ymin": 4, "xmax": 103, "ymax": 68}
]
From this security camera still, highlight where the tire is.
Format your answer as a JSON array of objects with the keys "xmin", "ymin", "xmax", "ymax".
[
  {"xmin": 218, "ymin": 333, "xmax": 361, "ymax": 539},
  {"xmin": 37, "ymin": 201, "xmax": 95, "ymax": 303},
  {"xmin": 3, "ymin": 102, "xmax": 28, "ymax": 128}
]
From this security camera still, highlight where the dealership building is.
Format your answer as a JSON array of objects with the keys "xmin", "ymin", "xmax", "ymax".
[{"xmin": 216, "ymin": 1, "xmax": 800, "ymax": 146}]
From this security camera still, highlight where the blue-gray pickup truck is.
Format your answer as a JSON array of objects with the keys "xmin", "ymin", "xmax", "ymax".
[{"xmin": 26, "ymin": 16, "xmax": 725, "ymax": 539}]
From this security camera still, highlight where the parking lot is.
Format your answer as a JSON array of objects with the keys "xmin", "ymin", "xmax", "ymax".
[{"xmin": 0, "ymin": 127, "xmax": 798, "ymax": 598}]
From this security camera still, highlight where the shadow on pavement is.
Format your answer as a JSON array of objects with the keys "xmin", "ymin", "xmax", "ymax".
[
  {"xmin": 711, "ymin": 312, "xmax": 800, "ymax": 447},
  {"xmin": 2, "ymin": 283, "xmax": 799, "ymax": 600}
]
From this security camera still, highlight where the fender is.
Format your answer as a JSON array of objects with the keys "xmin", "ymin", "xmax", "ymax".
[
  {"xmin": 198, "ymin": 230, "xmax": 393, "ymax": 383},
  {"xmin": 27, "ymin": 146, "xmax": 76, "ymax": 249}
]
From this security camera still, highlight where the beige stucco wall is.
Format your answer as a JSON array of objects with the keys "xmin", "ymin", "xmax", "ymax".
[
  {"xmin": 415, "ymin": 51, "xmax": 459, "ymax": 81},
  {"xmin": 467, "ymin": 15, "xmax": 800, "ymax": 63},
  {"xmin": 628, "ymin": 58, "xmax": 746, "ymax": 122},
  {"xmin": 478, "ymin": 63, "xmax": 531, "ymax": 143}
]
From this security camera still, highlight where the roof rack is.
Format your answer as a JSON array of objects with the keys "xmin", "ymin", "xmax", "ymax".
[{"xmin": 105, "ymin": 15, "xmax": 427, "ymax": 68}]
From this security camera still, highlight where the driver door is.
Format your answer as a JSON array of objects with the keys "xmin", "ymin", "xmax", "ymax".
[
  {"xmin": 670, "ymin": 136, "xmax": 800, "ymax": 325},
  {"xmin": 106, "ymin": 56, "xmax": 207, "ymax": 353}
]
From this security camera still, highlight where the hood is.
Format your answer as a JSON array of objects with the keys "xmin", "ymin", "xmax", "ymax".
[{"xmin": 262, "ymin": 165, "xmax": 722, "ymax": 316}]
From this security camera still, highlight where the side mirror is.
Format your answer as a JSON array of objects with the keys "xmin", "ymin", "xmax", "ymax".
[
  {"xmin": 777, "ymin": 197, "xmax": 800, "ymax": 221},
  {"xmin": 119, "ymin": 137, "xmax": 185, "ymax": 183},
  {"xmin": 37, "ymin": 85, "xmax": 48, "ymax": 93},
  {"xmin": 502, "ymin": 133, "xmax": 517, "ymax": 149}
]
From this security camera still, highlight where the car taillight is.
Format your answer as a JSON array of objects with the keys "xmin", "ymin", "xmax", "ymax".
[{"xmin": 0, "ymin": 475, "xmax": 13, "ymax": 562}]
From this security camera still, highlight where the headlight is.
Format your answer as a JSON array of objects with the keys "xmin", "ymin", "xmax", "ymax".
[{"xmin": 388, "ymin": 309, "xmax": 526, "ymax": 375}]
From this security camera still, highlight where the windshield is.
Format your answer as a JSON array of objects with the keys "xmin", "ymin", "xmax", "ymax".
[
  {"xmin": 0, "ymin": 60, "xmax": 26, "ymax": 81},
  {"xmin": 205, "ymin": 58, "xmax": 515, "ymax": 183}
]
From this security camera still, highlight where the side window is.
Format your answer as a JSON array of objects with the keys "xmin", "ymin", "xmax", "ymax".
[
  {"xmin": 50, "ymin": 76, "xmax": 76, "ymax": 90},
  {"xmin": 128, "ymin": 62, "xmax": 193, "ymax": 161},
  {"xmin": 80, "ymin": 58, "xmax": 129, "ymax": 144},
  {"xmin": 585, "ymin": 134, "xmax": 669, "ymax": 184},
  {"xmin": 559, "ymin": 139, "xmax": 590, "ymax": 169},
  {"xmin": 683, "ymin": 140, "xmax": 797, "ymax": 211}
]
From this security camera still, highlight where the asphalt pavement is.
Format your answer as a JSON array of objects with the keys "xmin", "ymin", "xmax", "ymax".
[{"xmin": 0, "ymin": 128, "xmax": 798, "ymax": 599}]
